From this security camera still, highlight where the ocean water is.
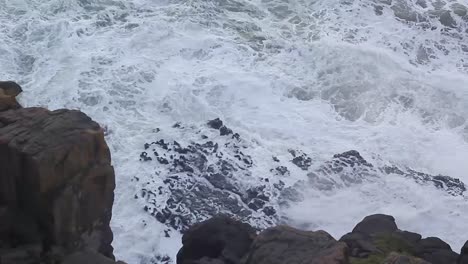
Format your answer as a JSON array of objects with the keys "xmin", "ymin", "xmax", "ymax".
[{"xmin": 1, "ymin": 0, "xmax": 468, "ymax": 262}]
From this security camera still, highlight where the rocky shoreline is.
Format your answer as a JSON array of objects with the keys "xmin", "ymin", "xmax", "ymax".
[
  {"xmin": 1, "ymin": 81, "xmax": 467, "ymax": 264},
  {"xmin": 177, "ymin": 214, "xmax": 468, "ymax": 264}
]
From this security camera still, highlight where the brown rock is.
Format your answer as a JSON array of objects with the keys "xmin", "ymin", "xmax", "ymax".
[
  {"xmin": 0, "ymin": 81, "xmax": 22, "ymax": 111},
  {"xmin": 0, "ymin": 107, "xmax": 115, "ymax": 258},
  {"xmin": 243, "ymin": 225, "xmax": 349, "ymax": 264}
]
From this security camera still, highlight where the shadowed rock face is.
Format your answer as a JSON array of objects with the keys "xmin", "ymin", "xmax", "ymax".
[
  {"xmin": 0, "ymin": 82, "xmax": 120, "ymax": 264},
  {"xmin": 177, "ymin": 215, "xmax": 256, "ymax": 264}
]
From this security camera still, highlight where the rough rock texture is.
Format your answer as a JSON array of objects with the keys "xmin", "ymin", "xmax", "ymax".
[
  {"xmin": 0, "ymin": 81, "xmax": 22, "ymax": 111},
  {"xmin": 340, "ymin": 214, "xmax": 459, "ymax": 264},
  {"xmin": 0, "ymin": 82, "xmax": 120, "ymax": 263},
  {"xmin": 177, "ymin": 215, "xmax": 256, "ymax": 264},
  {"xmin": 459, "ymin": 241, "xmax": 468, "ymax": 264},
  {"xmin": 243, "ymin": 226, "xmax": 349, "ymax": 264},
  {"xmin": 178, "ymin": 214, "xmax": 466, "ymax": 264}
]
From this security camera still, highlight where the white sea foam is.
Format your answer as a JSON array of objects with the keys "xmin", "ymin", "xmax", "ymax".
[{"xmin": 1, "ymin": 0, "xmax": 468, "ymax": 262}]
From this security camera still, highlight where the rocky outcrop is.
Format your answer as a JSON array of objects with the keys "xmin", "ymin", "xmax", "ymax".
[
  {"xmin": 340, "ymin": 214, "xmax": 459, "ymax": 264},
  {"xmin": 0, "ymin": 82, "xmax": 121, "ymax": 263},
  {"xmin": 243, "ymin": 226, "xmax": 348, "ymax": 264},
  {"xmin": 177, "ymin": 214, "xmax": 467, "ymax": 264}
]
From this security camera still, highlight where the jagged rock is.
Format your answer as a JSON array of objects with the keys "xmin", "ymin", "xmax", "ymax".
[
  {"xmin": 0, "ymin": 107, "xmax": 115, "ymax": 260},
  {"xmin": 312, "ymin": 150, "xmax": 465, "ymax": 196},
  {"xmin": 0, "ymin": 81, "xmax": 22, "ymax": 111},
  {"xmin": 139, "ymin": 125, "xmax": 279, "ymax": 232},
  {"xmin": 177, "ymin": 215, "xmax": 256, "ymax": 264},
  {"xmin": 459, "ymin": 241, "xmax": 468, "ymax": 264},
  {"xmin": 207, "ymin": 118, "xmax": 223, "ymax": 130},
  {"xmin": 243, "ymin": 225, "xmax": 349, "ymax": 264}
]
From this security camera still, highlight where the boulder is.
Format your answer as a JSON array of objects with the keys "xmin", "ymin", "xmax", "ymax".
[
  {"xmin": 0, "ymin": 81, "xmax": 22, "ymax": 111},
  {"xmin": 177, "ymin": 215, "xmax": 256, "ymax": 264},
  {"xmin": 243, "ymin": 225, "xmax": 349, "ymax": 264},
  {"xmin": 0, "ymin": 106, "xmax": 115, "ymax": 260},
  {"xmin": 415, "ymin": 237, "xmax": 458, "ymax": 264}
]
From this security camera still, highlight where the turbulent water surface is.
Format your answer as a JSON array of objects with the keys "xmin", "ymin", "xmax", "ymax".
[{"xmin": 1, "ymin": 0, "xmax": 468, "ymax": 262}]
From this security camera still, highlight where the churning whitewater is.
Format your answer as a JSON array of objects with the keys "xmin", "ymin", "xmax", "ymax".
[{"xmin": 1, "ymin": 0, "xmax": 468, "ymax": 263}]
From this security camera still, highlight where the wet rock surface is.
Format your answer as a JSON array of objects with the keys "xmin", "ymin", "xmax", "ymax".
[
  {"xmin": 137, "ymin": 118, "xmax": 466, "ymax": 250},
  {"xmin": 0, "ymin": 82, "xmax": 122, "ymax": 263}
]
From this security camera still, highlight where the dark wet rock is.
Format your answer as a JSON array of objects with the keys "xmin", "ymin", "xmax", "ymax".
[
  {"xmin": 459, "ymin": 241, "xmax": 468, "ymax": 264},
  {"xmin": 311, "ymin": 150, "xmax": 465, "ymax": 196},
  {"xmin": 138, "ymin": 124, "xmax": 280, "ymax": 232},
  {"xmin": 439, "ymin": 10, "xmax": 457, "ymax": 28},
  {"xmin": 416, "ymin": 0, "xmax": 428, "ymax": 8},
  {"xmin": 374, "ymin": 5, "xmax": 384, "ymax": 15},
  {"xmin": 273, "ymin": 166, "xmax": 289, "ymax": 176},
  {"xmin": 207, "ymin": 118, "xmax": 223, "ymax": 130},
  {"xmin": 243, "ymin": 225, "xmax": 349, "ymax": 264},
  {"xmin": 219, "ymin": 126, "xmax": 233, "ymax": 136},
  {"xmin": 289, "ymin": 150, "xmax": 312, "ymax": 170},
  {"xmin": 177, "ymin": 215, "xmax": 256, "ymax": 264}
]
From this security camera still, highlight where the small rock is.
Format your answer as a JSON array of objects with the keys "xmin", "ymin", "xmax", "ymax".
[
  {"xmin": 207, "ymin": 118, "xmax": 223, "ymax": 130},
  {"xmin": 219, "ymin": 126, "xmax": 233, "ymax": 136}
]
